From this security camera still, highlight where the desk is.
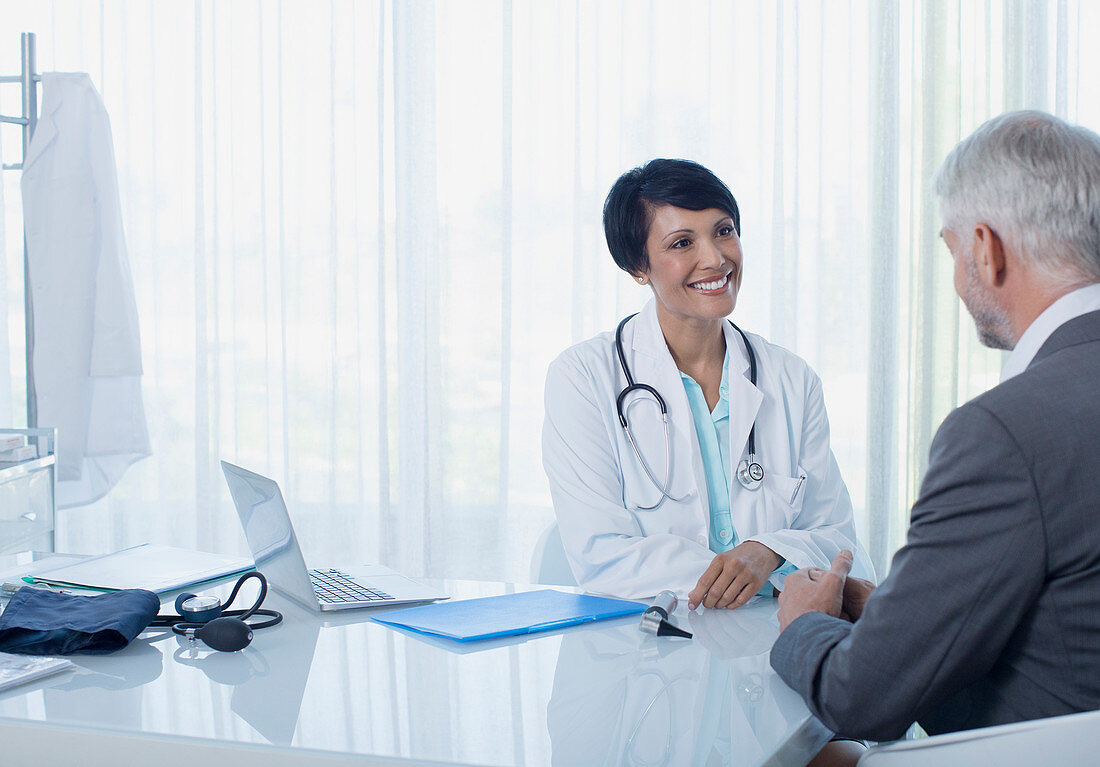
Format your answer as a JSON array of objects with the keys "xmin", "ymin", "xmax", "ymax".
[{"xmin": 0, "ymin": 579, "xmax": 831, "ymax": 766}]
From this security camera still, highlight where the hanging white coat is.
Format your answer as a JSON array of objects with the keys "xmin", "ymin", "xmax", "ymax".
[
  {"xmin": 21, "ymin": 72, "xmax": 150, "ymax": 508},
  {"xmin": 542, "ymin": 299, "xmax": 874, "ymax": 600}
]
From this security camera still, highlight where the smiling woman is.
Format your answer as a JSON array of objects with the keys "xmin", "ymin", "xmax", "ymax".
[{"xmin": 542, "ymin": 158, "xmax": 875, "ymax": 606}]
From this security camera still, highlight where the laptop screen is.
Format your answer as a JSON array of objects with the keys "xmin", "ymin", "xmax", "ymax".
[{"xmin": 220, "ymin": 461, "xmax": 321, "ymax": 611}]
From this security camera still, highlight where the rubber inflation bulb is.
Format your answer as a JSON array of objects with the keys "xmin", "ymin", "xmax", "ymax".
[{"xmin": 196, "ymin": 617, "xmax": 254, "ymax": 652}]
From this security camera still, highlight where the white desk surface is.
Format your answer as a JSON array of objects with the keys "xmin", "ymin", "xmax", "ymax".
[{"xmin": 0, "ymin": 576, "xmax": 831, "ymax": 766}]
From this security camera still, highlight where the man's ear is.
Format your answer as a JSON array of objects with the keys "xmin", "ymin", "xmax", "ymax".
[{"xmin": 973, "ymin": 223, "xmax": 1007, "ymax": 287}]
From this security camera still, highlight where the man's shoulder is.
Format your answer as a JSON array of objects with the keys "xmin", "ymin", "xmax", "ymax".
[
  {"xmin": 966, "ymin": 328, "xmax": 1100, "ymax": 426},
  {"xmin": 930, "ymin": 332, "xmax": 1100, "ymax": 485}
]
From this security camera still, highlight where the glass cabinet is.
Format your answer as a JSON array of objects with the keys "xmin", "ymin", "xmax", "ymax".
[{"xmin": 0, "ymin": 428, "xmax": 57, "ymax": 554}]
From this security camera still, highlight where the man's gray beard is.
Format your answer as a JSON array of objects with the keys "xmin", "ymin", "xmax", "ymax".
[{"xmin": 962, "ymin": 254, "xmax": 1015, "ymax": 351}]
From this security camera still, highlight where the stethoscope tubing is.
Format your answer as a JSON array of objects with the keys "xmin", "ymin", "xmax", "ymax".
[{"xmin": 614, "ymin": 314, "xmax": 763, "ymax": 507}]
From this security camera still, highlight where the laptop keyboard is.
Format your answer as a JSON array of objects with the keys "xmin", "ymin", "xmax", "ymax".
[{"xmin": 309, "ymin": 569, "xmax": 393, "ymax": 603}]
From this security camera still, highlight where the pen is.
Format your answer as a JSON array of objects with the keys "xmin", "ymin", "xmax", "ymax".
[{"xmin": 790, "ymin": 474, "xmax": 807, "ymax": 504}]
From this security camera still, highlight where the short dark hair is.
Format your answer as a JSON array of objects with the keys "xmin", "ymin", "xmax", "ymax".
[{"xmin": 602, "ymin": 158, "xmax": 741, "ymax": 276}]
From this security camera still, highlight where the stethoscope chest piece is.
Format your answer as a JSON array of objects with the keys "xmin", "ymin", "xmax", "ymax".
[{"xmin": 736, "ymin": 458, "xmax": 765, "ymax": 491}]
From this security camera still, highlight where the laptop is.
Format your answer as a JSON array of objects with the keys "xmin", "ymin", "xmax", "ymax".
[{"xmin": 220, "ymin": 461, "xmax": 448, "ymax": 611}]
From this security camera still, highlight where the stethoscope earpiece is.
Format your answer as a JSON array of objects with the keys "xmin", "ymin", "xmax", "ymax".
[{"xmin": 615, "ymin": 314, "xmax": 765, "ymax": 508}]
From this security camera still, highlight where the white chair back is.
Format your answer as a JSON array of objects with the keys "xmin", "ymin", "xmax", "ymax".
[
  {"xmin": 530, "ymin": 522, "xmax": 576, "ymax": 586},
  {"xmin": 858, "ymin": 709, "xmax": 1100, "ymax": 767}
]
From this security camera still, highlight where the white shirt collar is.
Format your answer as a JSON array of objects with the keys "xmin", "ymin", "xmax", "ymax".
[{"xmin": 1000, "ymin": 283, "xmax": 1100, "ymax": 382}]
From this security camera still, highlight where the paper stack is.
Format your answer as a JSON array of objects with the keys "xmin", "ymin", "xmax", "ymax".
[
  {"xmin": 26, "ymin": 544, "xmax": 255, "ymax": 594},
  {"xmin": 0, "ymin": 652, "xmax": 73, "ymax": 692},
  {"xmin": 0, "ymin": 435, "xmax": 37, "ymax": 464}
]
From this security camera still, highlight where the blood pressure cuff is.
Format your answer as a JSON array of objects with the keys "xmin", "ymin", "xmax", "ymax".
[{"xmin": 0, "ymin": 587, "xmax": 160, "ymax": 655}]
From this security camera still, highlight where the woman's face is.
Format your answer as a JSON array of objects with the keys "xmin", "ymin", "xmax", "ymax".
[{"xmin": 639, "ymin": 205, "xmax": 742, "ymax": 327}]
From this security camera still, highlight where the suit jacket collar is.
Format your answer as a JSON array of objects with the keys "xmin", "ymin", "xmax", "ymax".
[{"xmin": 1030, "ymin": 309, "xmax": 1100, "ymax": 368}]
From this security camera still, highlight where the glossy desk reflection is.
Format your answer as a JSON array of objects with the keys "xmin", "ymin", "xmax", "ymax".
[
  {"xmin": 549, "ymin": 602, "xmax": 830, "ymax": 766},
  {"xmin": 0, "ymin": 581, "xmax": 830, "ymax": 766}
]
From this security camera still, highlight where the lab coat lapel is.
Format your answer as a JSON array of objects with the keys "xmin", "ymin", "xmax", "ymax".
[
  {"xmin": 629, "ymin": 300, "xmax": 709, "ymax": 514},
  {"xmin": 723, "ymin": 321, "xmax": 763, "ymax": 491},
  {"xmin": 20, "ymin": 104, "xmax": 57, "ymax": 174}
]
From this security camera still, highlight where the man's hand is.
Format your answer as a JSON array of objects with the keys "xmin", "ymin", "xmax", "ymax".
[
  {"xmin": 841, "ymin": 576, "xmax": 876, "ymax": 622},
  {"xmin": 777, "ymin": 550, "xmax": 853, "ymax": 632},
  {"xmin": 689, "ymin": 541, "xmax": 783, "ymax": 610}
]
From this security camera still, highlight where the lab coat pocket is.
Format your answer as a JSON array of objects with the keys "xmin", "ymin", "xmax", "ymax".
[{"xmin": 761, "ymin": 468, "xmax": 807, "ymax": 528}]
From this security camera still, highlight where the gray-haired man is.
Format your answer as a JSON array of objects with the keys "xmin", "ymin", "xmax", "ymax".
[{"xmin": 770, "ymin": 110, "xmax": 1100, "ymax": 741}]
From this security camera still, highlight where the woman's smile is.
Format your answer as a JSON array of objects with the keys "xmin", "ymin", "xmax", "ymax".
[{"xmin": 687, "ymin": 269, "xmax": 734, "ymax": 294}]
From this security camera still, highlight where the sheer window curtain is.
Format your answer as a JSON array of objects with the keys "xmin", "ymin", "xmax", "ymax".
[{"xmin": 1, "ymin": 0, "xmax": 1098, "ymax": 586}]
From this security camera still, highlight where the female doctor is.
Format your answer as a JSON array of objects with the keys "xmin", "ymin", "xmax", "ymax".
[{"xmin": 542, "ymin": 159, "xmax": 873, "ymax": 609}]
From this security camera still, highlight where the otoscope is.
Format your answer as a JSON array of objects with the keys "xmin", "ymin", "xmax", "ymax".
[{"xmin": 638, "ymin": 590, "xmax": 692, "ymax": 639}]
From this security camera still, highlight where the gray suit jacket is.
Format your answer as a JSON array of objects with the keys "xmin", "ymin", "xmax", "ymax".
[{"xmin": 770, "ymin": 310, "xmax": 1100, "ymax": 741}]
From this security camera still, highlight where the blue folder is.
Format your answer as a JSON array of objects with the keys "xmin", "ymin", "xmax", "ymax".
[{"xmin": 370, "ymin": 589, "xmax": 647, "ymax": 642}]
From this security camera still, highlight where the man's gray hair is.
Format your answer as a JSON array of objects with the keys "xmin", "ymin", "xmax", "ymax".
[{"xmin": 933, "ymin": 110, "xmax": 1100, "ymax": 288}]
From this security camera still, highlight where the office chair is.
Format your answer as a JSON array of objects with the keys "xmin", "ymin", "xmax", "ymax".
[
  {"xmin": 530, "ymin": 522, "xmax": 577, "ymax": 586},
  {"xmin": 857, "ymin": 709, "xmax": 1100, "ymax": 766}
]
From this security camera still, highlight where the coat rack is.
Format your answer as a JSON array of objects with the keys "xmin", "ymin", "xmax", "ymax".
[{"xmin": 0, "ymin": 32, "xmax": 40, "ymax": 428}]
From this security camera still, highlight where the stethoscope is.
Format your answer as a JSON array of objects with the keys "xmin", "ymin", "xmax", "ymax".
[
  {"xmin": 615, "ymin": 313, "xmax": 765, "ymax": 511},
  {"xmin": 621, "ymin": 666, "xmax": 767, "ymax": 767},
  {"xmin": 623, "ymin": 669, "xmax": 689, "ymax": 767}
]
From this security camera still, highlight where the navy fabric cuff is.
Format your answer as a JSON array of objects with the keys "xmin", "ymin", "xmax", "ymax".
[{"xmin": 0, "ymin": 587, "xmax": 160, "ymax": 655}]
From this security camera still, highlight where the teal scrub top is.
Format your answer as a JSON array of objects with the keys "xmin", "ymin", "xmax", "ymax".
[{"xmin": 680, "ymin": 350, "xmax": 795, "ymax": 585}]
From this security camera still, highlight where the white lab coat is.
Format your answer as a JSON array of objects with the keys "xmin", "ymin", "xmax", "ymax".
[
  {"xmin": 542, "ymin": 299, "xmax": 874, "ymax": 600},
  {"xmin": 21, "ymin": 72, "xmax": 150, "ymax": 508}
]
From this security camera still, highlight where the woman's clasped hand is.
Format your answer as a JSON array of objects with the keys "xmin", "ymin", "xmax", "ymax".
[{"xmin": 688, "ymin": 540, "xmax": 783, "ymax": 610}]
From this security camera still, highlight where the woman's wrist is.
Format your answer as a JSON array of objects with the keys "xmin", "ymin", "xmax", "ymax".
[{"xmin": 739, "ymin": 540, "xmax": 783, "ymax": 572}]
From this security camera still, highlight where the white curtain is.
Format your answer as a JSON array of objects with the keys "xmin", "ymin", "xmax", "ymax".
[{"xmin": 1, "ymin": 0, "xmax": 1098, "ymax": 584}]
